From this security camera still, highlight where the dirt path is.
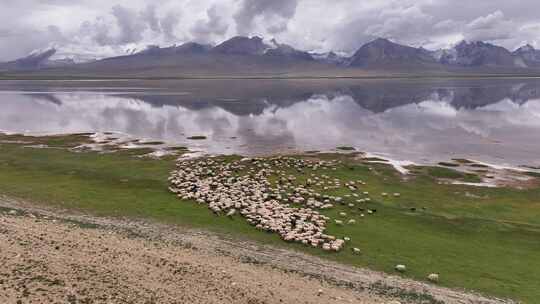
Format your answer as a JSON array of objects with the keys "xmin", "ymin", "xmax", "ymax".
[{"xmin": 0, "ymin": 196, "xmax": 516, "ymax": 304}]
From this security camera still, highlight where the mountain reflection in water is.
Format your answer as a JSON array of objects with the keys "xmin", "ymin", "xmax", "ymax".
[{"xmin": 0, "ymin": 79, "xmax": 539, "ymax": 167}]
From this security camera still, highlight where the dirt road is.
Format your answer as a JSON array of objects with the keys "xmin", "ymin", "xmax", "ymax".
[{"xmin": 0, "ymin": 197, "xmax": 515, "ymax": 304}]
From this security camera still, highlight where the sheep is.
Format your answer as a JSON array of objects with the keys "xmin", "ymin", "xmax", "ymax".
[
  {"xmin": 168, "ymin": 156, "xmax": 347, "ymax": 251},
  {"xmin": 395, "ymin": 264, "xmax": 407, "ymax": 272},
  {"xmin": 352, "ymin": 247, "xmax": 361, "ymax": 254},
  {"xmin": 347, "ymin": 219, "xmax": 356, "ymax": 224},
  {"xmin": 427, "ymin": 273, "xmax": 439, "ymax": 283}
]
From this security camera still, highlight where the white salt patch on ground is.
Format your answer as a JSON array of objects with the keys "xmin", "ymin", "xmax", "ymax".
[
  {"xmin": 178, "ymin": 151, "xmax": 206, "ymax": 160},
  {"xmin": 451, "ymin": 181, "xmax": 498, "ymax": 188},
  {"xmin": 0, "ymin": 130, "xmax": 16, "ymax": 135},
  {"xmin": 146, "ymin": 150, "xmax": 174, "ymax": 158},
  {"xmin": 363, "ymin": 152, "xmax": 416, "ymax": 175},
  {"xmin": 23, "ymin": 144, "xmax": 49, "ymax": 149},
  {"xmin": 119, "ymin": 143, "xmax": 141, "ymax": 149},
  {"xmin": 467, "ymin": 159, "xmax": 532, "ymax": 173}
]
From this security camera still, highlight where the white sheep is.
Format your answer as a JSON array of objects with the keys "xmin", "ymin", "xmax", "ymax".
[
  {"xmin": 395, "ymin": 264, "xmax": 406, "ymax": 272},
  {"xmin": 427, "ymin": 273, "xmax": 439, "ymax": 283},
  {"xmin": 168, "ymin": 157, "xmax": 348, "ymax": 251}
]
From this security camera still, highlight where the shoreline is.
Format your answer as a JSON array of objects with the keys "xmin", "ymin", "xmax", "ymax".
[
  {"xmin": 2, "ymin": 74, "xmax": 540, "ymax": 81},
  {"xmin": 1, "ymin": 130, "xmax": 539, "ymax": 179}
]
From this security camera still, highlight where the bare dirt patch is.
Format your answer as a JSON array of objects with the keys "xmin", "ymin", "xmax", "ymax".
[{"xmin": 0, "ymin": 197, "xmax": 516, "ymax": 304}]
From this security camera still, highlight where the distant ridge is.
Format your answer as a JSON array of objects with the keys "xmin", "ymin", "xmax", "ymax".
[
  {"xmin": 2, "ymin": 36, "xmax": 540, "ymax": 77},
  {"xmin": 348, "ymin": 38, "xmax": 437, "ymax": 68},
  {"xmin": 136, "ymin": 42, "xmax": 212, "ymax": 56},
  {"xmin": 441, "ymin": 41, "xmax": 524, "ymax": 67},
  {"xmin": 212, "ymin": 36, "xmax": 268, "ymax": 55},
  {"xmin": 513, "ymin": 44, "xmax": 540, "ymax": 67},
  {"xmin": 0, "ymin": 48, "xmax": 57, "ymax": 70}
]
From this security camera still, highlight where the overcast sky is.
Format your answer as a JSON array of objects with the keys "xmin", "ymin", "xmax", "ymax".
[{"xmin": 1, "ymin": 0, "xmax": 540, "ymax": 61}]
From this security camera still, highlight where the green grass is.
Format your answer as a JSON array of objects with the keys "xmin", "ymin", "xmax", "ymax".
[
  {"xmin": 336, "ymin": 146, "xmax": 355, "ymax": 151},
  {"xmin": 0, "ymin": 135, "xmax": 539, "ymax": 302},
  {"xmin": 137, "ymin": 141, "xmax": 165, "ymax": 145},
  {"xmin": 438, "ymin": 161, "xmax": 460, "ymax": 167},
  {"xmin": 525, "ymin": 171, "xmax": 540, "ymax": 178},
  {"xmin": 452, "ymin": 158, "xmax": 474, "ymax": 164},
  {"xmin": 186, "ymin": 136, "xmax": 207, "ymax": 140},
  {"xmin": 423, "ymin": 166, "xmax": 483, "ymax": 183}
]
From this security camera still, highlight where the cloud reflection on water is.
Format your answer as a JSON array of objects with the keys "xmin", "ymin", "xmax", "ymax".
[{"xmin": 0, "ymin": 83, "xmax": 539, "ymax": 167}]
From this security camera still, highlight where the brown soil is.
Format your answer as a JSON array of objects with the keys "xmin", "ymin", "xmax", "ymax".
[{"xmin": 0, "ymin": 197, "xmax": 516, "ymax": 304}]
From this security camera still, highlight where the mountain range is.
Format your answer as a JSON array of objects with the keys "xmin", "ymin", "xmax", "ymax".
[{"xmin": 2, "ymin": 36, "xmax": 540, "ymax": 77}]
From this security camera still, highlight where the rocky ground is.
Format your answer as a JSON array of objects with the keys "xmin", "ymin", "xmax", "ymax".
[{"xmin": 0, "ymin": 197, "xmax": 515, "ymax": 304}]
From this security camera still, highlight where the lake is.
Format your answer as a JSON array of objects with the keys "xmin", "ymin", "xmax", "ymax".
[{"xmin": 1, "ymin": 78, "xmax": 539, "ymax": 168}]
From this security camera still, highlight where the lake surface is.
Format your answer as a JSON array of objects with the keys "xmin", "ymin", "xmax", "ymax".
[{"xmin": 1, "ymin": 78, "xmax": 539, "ymax": 167}]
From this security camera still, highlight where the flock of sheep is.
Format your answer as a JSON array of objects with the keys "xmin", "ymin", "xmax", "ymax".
[
  {"xmin": 168, "ymin": 156, "xmax": 374, "ymax": 252},
  {"xmin": 168, "ymin": 155, "xmax": 441, "ymax": 283}
]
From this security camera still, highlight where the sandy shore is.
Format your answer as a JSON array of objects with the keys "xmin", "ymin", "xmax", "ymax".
[{"xmin": 0, "ymin": 197, "xmax": 515, "ymax": 304}]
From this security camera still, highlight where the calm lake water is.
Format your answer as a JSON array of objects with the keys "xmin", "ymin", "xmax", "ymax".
[{"xmin": 1, "ymin": 78, "xmax": 539, "ymax": 167}]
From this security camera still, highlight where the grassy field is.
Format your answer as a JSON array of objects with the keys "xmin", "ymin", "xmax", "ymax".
[{"xmin": 0, "ymin": 133, "xmax": 539, "ymax": 303}]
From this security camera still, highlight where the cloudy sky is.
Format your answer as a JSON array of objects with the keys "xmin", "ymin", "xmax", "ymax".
[{"xmin": 2, "ymin": 0, "xmax": 540, "ymax": 61}]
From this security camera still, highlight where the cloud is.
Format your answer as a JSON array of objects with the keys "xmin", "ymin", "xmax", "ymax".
[
  {"xmin": 365, "ymin": 5, "xmax": 434, "ymax": 43},
  {"xmin": 79, "ymin": 17, "xmax": 114, "ymax": 46},
  {"xmin": 2, "ymin": 0, "xmax": 540, "ymax": 61},
  {"xmin": 190, "ymin": 5, "xmax": 229, "ymax": 42},
  {"xmin": 161, "ymin": 12, "xmax": 181, "ymax": 41},
  {"xmin": 141, "ymin": 4, "xmax": 161, "ymax": 33},
  {"xmin": 464, "ymin": 10, "xmax": 515, "ymax": 42},
  {"xmin": 73, "ymin": 4, "xmax": 182, "ymax": 50},
  {"xmin": 467, "ymin": 10, "xmax": 504, "ymax": 30},
  {"xmin": 0, "ymin": 26, "xmax": 66, "ymax": 61},
  {"xmin": 433, "ymin": 19, "xmax": 461, "ymax": 31},
  {"xmin": 111, "ymin": 5, "xmax": 148, "ymax": 44},
  {"xmin": 234, "ymin": 0, "xmax": 298, "ymax": 35}
]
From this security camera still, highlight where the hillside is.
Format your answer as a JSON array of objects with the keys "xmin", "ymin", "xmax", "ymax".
[{"xmin": 2, "ymin": 36, "xmax": 540, "ymax": 78}]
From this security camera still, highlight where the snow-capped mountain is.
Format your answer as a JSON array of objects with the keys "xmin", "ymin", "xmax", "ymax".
[
  {"xmin": 513, "ymin": 44, "xmax": 540, "ymax": 66},
  {"xmin": 310, "ymin": 51, "xmax": 349, "ymax": 65},
  {"xmin": 3, "ymin": 36, "xmax": 540, "ymax": 75},
  {"xmin": 439, "ymin": 41, "xmax": 525, "ymax": 67}
]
